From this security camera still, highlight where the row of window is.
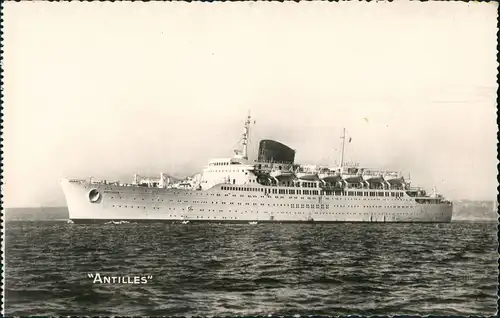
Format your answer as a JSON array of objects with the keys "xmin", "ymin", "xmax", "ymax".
[
  {"xmin": 108, "ymin": 205, "xmax": 436, "ymax": 218},
  {"xmin": 108, "ymin": 196, "xmax": 417, "ymax": 207},
  {"xmin": 111, "ymin": 203, "xmax": 415, "ymax": 210},
  {"xmin": 301, "ymin": 182, "xmax": 318, "ymax": 188},
  {"xmin": 186, "ymin": 212, "xmax": 422, "ymax": 218},
  {"xmin": 113, "ymin": 190, "xmax": 408, "ymax": 200},
  {"xmin": 109, "ymin": 196, "xmax": 415, "ymax": 206},
  {"xmin": 112, "ymin": 205, "xmax": 161, "ymax": 209},
  {"xmin": 210, "ymin": 162, "xmax": 231, "ymax": 166},
  {"xmin": 221, "ymin": 186, "xmax": 263, "ymax": 192},
  {"xmin": 219, "ymin": 186, "xmax": 406, "ymax": 198}
]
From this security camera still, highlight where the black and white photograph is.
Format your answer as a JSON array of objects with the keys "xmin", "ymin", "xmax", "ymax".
[{"xmin": 2, "ymin": 1, "xmax": 498, "ymax": 316}]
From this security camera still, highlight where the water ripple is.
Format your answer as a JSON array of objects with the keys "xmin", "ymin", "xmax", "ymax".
[{"xmin": 5, "ymin": 221, "xmax": 498, "ymax": 316}]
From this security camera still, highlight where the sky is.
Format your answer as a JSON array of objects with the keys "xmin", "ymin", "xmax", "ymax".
[{"xmin": 3, "ymin": 1, "xmax": 498, "ymax": 207}]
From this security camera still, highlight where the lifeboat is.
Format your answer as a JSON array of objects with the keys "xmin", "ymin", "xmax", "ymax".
[
  {"xmin": 318, "ymin": 168, "xmax": 341, "ymax": 182},
  {"xmin": 295, "ymin": 165, "xmax": 319, "ymax": 180},
  {"xmin": 296, "ymin": 171, "xmax": 319, "ymax": 180},
  {"xmin": 340, "ymin": 167, "xmax": 362, "ymax": 183},
  {"xmin": 383, "ymin": 171, "xmax": 404, "ymax": 185},
  {"xmin": 269, "ymin": 163, "xmax": 295, "ymax": 180},
  {"xmin": 362, "ymin": 169, "xmax": 384, "ymax": 183},
  {"xmin": 270, "ymin": 169, "xmax": 295, "ymax": 180}
]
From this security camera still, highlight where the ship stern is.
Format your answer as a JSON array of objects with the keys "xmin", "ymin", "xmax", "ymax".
[{"xmin": 441, "ymin": 202, "xmax": 453, "ymax": 222}]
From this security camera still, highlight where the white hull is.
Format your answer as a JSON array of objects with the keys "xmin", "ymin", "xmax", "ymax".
[{"xmin": 61, "ymin": 179, "xmax": 453, "ymax": 223}]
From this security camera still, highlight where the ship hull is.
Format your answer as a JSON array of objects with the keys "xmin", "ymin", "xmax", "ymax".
[
  {"xmin": 61, "ymin": 179, "xmax": 453, "ymax": 224},
  {"xmin": 69, "ymin": 218, "xmax": 452, "ymax": 224}
]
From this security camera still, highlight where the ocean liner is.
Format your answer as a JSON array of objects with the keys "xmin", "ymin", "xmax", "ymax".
[{"xmin": 61, "ymin": 115, "xmax": 453, "ymax": 223}]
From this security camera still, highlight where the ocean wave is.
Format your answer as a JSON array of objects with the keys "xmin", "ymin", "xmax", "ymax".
[{"xmin": 4, "ymin": 221, "xmax": 497, "ymax": 316}]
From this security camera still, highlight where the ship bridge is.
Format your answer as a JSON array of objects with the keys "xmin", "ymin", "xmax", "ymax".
[{"xmin": 208, "ymin": 158, "xmax": 244, "ymax": 166}]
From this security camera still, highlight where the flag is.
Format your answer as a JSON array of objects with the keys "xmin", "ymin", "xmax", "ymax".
[{"xmin": 348, "ymin": 137, "xmax": 352, "ymax": 143}]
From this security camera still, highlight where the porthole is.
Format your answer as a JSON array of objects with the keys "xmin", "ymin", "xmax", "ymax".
[{"xmin": 88, "ymin": 189, "xmax": 101, "ymax": 203}]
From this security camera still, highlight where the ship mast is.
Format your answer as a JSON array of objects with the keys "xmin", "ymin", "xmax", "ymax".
[
  {"xmin": 241, "ymin": 112, "xmax": 252, "ymax": 160},
  {"xmin": 233, "ymin": 111, "xmax": 252, "ymax": 160},
  {"xmin": 339, "ymin": 127, "xmax": 346, "ymax": 167}
]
